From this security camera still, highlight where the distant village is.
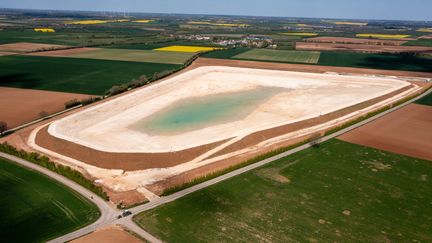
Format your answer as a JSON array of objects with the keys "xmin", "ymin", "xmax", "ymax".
[{"xmin": 175, "ymin": 34, "xmax": 277, "ymax": 48}]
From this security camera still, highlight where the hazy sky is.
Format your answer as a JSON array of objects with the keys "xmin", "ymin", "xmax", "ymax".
[{"xmin": 1, "ymin": 0, "xmax": 431, "ymax": 21}]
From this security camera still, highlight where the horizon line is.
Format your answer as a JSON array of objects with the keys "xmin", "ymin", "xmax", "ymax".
[{"xmin": 1, "ymin": 7, "xmax": 431, "ymax": 23}]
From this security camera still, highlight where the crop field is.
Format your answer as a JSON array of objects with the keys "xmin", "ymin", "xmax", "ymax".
[
  {"xmin": 415, "ymin": 91, "xmax": 432, "ymax": 106},
  {"xmin": 34, "ymin": 28, "xmax": 55, "ymax": 33},
  {"xmin": 201, "ymin": 48, "xmax": 250, "ymax": 59},
  {"xmin": 339, "ymin": 104, "xmax": 432, "ymax": 161},
  {"xmin": 0, "ymin": 157, "xmax": 100, "ymax": 242},
  {"xmin": 187, "ymin": 21, "xmax": 249, "ymax": 27},
  {"xmin": 203, "ymin": 49, "xmax": 432, "ymax": 72},
  {"xmin": 0, "ymin": 87, "xmax": 93, "ymax": 129},
  {"xmin": 318, "ymin": 52, "xmax": 432, "ymax": 72},
  {"xmin": 333, "ymin": 21, "xmax": 368, "ymax": 26},
  {"xmin": 417, "ymin": 28, "xmax": 432, "ymax": 33},
  {"xmin": 66, "ymin": 19, "xmax": 129, "ymax": 25},
  {"xmin": 0, "ymin": 55, "xmax": 180, "ymax": 94},
  {"xmin": 107, "ymin": 40, "xmax": 220, "ymax": 50},
  {"xmin": 58, "ymin": 48, "xmax": 195, "ymax": 64},
  {"xmin": 233, "ymin": 49, "xmax": 321, "ymax": 64},
  {"xmin": 356, "ymin": 34, "xmax": 411, "ymax": 39},
  {"xmin": 134, "ymin": 139, "xmax": 432, "ymax": 242},
  {"xmin": 154, "ymin": 45, "xmax": 220, "ymax": 53},
  {"xmin": 403, "ymin": 39, "xmax": 432, "ymax": 47},
  {"xmin": 282, "ymin": 32, "xmax": 319, "ymax": 37}
]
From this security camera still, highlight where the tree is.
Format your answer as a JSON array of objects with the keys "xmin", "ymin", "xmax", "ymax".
[
  {"xmin": 309, "ymin": 132, "xmax": 322, "ymax": 148},
  {"xmin": 38, "ymin": 111, "xmax": 49, "ymax": 118},
  {"xmin": 0, "ymin": 121, "xmax": 7, "ymax": 136}
]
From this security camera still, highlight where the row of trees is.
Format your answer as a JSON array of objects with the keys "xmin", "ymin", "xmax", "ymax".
[
  {"xmin": 0, "ymin": 142, "xmax": 109, "ymax": 201},
  {"xmin": 64, "ymin": 96, "xmax": 102, "ymax": 109},
  {"xmin": 105, "ymin": 53, "xmax": 201, "ymax": 97}
]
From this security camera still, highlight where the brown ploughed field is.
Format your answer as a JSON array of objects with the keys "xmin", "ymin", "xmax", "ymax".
[
  {"xmin": 71, "ymin": 225, "xmax": 143, "ymax": 243},
  {"xmin": 339, "ymin": 103, "xmax": 432, "ymax": 161},
  {"xmin": 296, "ymin": 42, "xmax": 432, "ymax": 53},
  {"xmin": 0, "ymin": 51, "xmax": 15, "ymax": 56},
  {"xmin": 0, "ymin": 87, "xmax": 93, "ymax": 129},
  {"xmin": 0, "ymin": 42, "xmax": 69, "ymax": 53},
  {"xmin": 305, "ymin": 37, "xmax": 407, "ymax": 45}
]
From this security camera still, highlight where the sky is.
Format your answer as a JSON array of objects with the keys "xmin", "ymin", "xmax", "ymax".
[{"xmin": 1, "ymin": 0, "xmax": 431, "ymax": 21}]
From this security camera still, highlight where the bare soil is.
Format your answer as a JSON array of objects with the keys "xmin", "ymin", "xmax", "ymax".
[
  {"xmin": 36, "ymin": 126, "xmax": 231, "ymax": 171},
  {"xmin": 305, "ymin": 37, "xmax": 407, "ymax": 46},
  {"xmin": 105, "ymin": 188, "xmax": 148, "ymax": 207},
  {"xmin": 0, "ymin": 87, "xmax": 93, "ymax": 129},
  {"xmin": 339, "ymin": 103, "xmax": 432, "ymax": 161},
  {"xmin": 0, "ymin": 42, "xmax": 68, "ymax": 53},
  {"xmin": 296, "ymin": 42, "xmax": 432, "ymax": 54},
  {"xmin": 0, "ymin": 51, "xmax": 15, "ymax": 56},
  {"xmin": 71, "ymin": 225, "xmax": 143, "ymax": 243}
]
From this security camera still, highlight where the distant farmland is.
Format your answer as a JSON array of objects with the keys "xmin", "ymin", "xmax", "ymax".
[
  {"xmin": 203, "ymin": 49, "xmax": 432, "ymax": 72},
  {"xmin": 233, "ymin": 49, "xmax": 321, "ymax": 64},
  {"xmin": 0, "ymin": 55, "xmax": 180, "ymax": 95},
  {"xmin": 0, "ymin": 157, "xmax": 100, "ymax": 242},
  {"xmin": 64, "ymin": 48, "xmax": 195, "ymax": 64}
]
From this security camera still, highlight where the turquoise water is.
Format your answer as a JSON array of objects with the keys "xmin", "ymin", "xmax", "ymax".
[{"xmin": 132, "ymin": 87, "xmax": 283, "ymax": 135}]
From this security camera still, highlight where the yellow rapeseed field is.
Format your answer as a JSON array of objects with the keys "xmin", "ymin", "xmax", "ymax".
[
  {"xmin": 68, "ymin": 20, "xmax": 109, "ymax": 24},
  {"xmin": 133, "ymin": 20, "xmax": 154, "ymax": 23},
  {"xmin": 417, "ymin": 28, "xmax": 432, "ymax": 33},
  {"xmin": 154, "ymin": 45, "xmax": 221, "ymax": 53},
  {"xmin": 282, "ymin": 32, "xmax": 319, "ymax": 37},
  {"xmin": 187, "ymin": 21, "xmax": 249, "ymax": 27},
  {"xmin": 356, "ymin": 34, "xmax": 411, "ymax": 39},
  {"xmin": 334, "ymin": 21, "xmax": 368, "ymax": 26},
  {"xmin": 34, "ymin": 28, "xmax": 55, "ymax": 33},
  {"xmin": 67, "ymin": 19, "xmax": 130, "ymax": 25}
]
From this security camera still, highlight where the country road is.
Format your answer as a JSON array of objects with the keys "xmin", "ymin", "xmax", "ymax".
[{"xmin": 1, "ymin": 85, "xmax": 430, "ymax": 243}]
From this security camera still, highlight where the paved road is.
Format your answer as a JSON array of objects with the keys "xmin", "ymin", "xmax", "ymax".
[{"xmin": 1, "ymin": 86, "xmax": 430, "ymax": 242}]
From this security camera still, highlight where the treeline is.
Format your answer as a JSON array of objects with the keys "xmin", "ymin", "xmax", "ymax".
[
  {"xmin": 0, "ymin": 142, "xmax": 109, "ymax": 201},
  {"xmin": 64, "ymin": 96, "xmax": 102, "ymax": 109},
  {"xmin": 104, "ymin": 52, "xmax": 201, "ymax": 97}
]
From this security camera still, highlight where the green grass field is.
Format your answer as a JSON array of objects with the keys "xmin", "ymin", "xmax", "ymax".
[
  {"xmin": 134, "ymin": 139, "xmax": 432, "ymax": 242},
  {"xmin": 233, "ymin": 49, "xmax": 321, "ymax": 64},
  {"xmin": 0, "ymin": 55, "xmax": 180, "ymax": 95},
  {"xmin": 403, "ymin": 39, "xmax": 432, "ymax": 47},
  {"xmin": 106, "ymin": 40, "xmax": 220, "ymax": 50},
  {"xmin": 68, "ymin": 48, "xmax": 194, "ymax": 64},
  {"xmin": 0, "ymin": 157, "xmax": 100, "ymax": 242},
  {"xmin": 415, "ymin": 91, "xmax": 432, "ymax": 106},
  {"xmin": 202, "ymin": 47, "xmax": 250, "ymax": 59},
  {"xmin": 203, "ymin": 48, "xmax": 432, "ymax": 72},
  {"xmin": 318, "ymin": 52, "xmax": 432, "ymax": 72}
]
